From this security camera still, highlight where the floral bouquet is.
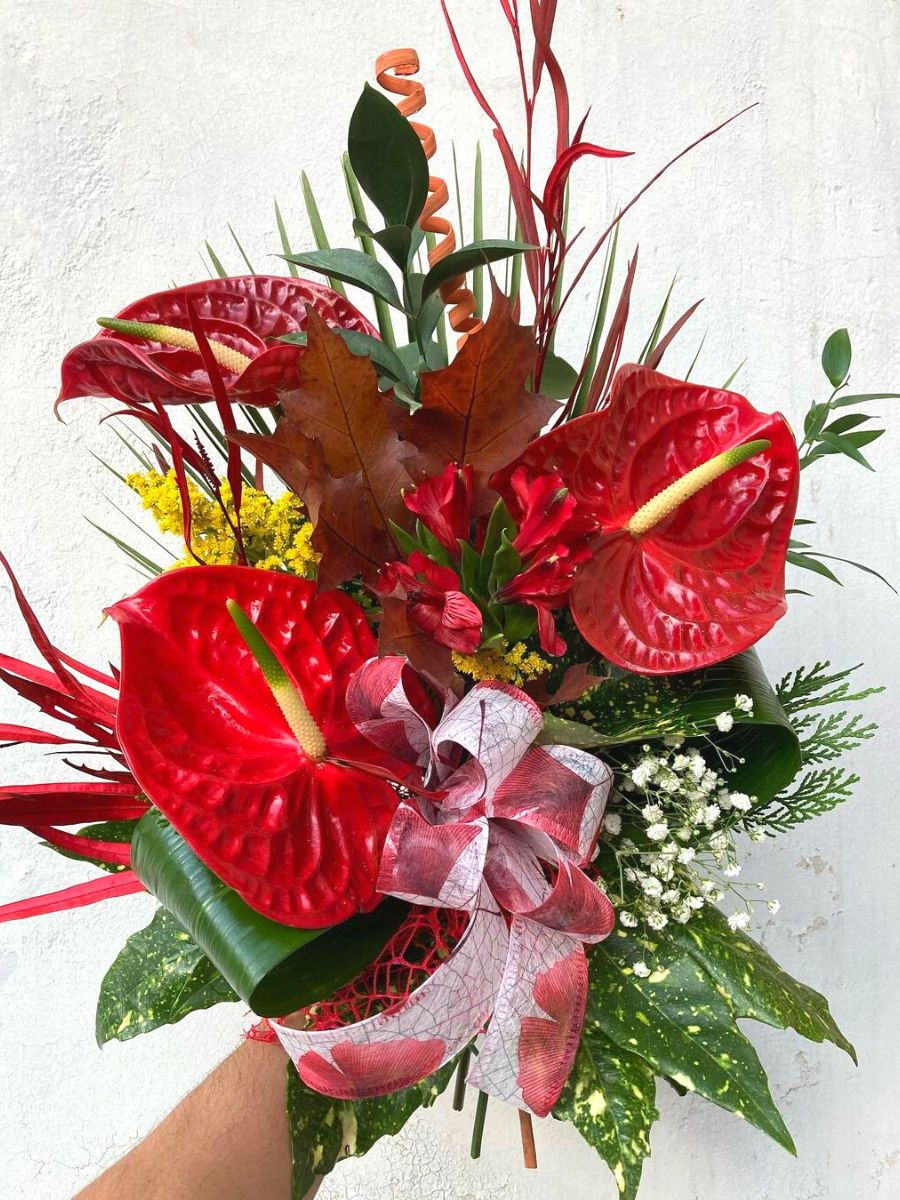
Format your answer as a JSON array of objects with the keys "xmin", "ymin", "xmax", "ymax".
[{"xmin": 1, "ymin": 4, "xmax": 893, "ymax": 1197}]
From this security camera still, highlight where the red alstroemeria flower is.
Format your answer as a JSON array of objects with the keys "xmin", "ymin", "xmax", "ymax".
[
  {"xmin": 495, "ymin": 364, "xmax": 800, "ymax": 675},
  {"xmin": 378, "ymin": 553, "xmax": 482, "ymax": 654},
  {"xmin": 402, "ymin": 463, "xmax": 473, "ymax": 560},
  {"xmin": 509, "ymin": 466, "xmax": 578, "ymax": 558},
  {"xmin": 109, "ymin": 566, "xmax": 414, "ymax": 927},
  {"xmin": 498, "ymin": 541, "xmax": 590, "ymax": 656},
  {"xmin": 57, "ymin": 275, "xmax": 376, "ymax": 412}
]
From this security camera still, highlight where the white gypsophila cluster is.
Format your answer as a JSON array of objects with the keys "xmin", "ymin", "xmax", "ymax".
[{"xmin": 599, "ymin": 696, "xmax": 780, "ymax": 954}]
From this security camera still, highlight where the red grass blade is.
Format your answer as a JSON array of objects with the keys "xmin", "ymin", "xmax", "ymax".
[
  {"xmin": 0, "ymin": 870, "xmax": 144, "ymax": 924},
  {"xmin": 25, "ymin": 824, "xmax": 133, "ymax": 866},
  {"xmin": 646, "ymin": 299, "xmax": 704, "ymax": 370}
]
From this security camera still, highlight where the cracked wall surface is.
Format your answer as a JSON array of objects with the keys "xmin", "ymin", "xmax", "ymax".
[{"xmin": 1, "ymin": 1, "xmax": 898, "ymax": 1197}]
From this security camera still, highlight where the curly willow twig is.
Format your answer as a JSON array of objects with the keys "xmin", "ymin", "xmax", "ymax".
[{"xmin": 375, "ymin": 48, "xmax": 482, "ymax": 344}]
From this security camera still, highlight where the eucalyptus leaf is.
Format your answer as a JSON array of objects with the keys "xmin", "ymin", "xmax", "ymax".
[
  {"xmin": 281, "ymin": 249, "xmax": 404, "ymax": 311},
  {"xmin": 131, "ymin": 811, "xmax": 407, "ymax": 1016},
  {"xmin": 96, "ymin": 907, "xmax": 237, "ymax": 1045},
  {"xmin": 348, "ymin": 84, "xmax": 429, "ymax": 229}
]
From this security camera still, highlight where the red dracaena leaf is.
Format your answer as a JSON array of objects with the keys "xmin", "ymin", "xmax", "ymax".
[
  {"xmin": 0, "ymin": 871, "xmax": 144, "ymax": 925},
  {"xmin": 558, "ymin": 365, "xmax": 799, "ymax": 674},
  {"xmin": 526, "ymin": 661, "xmax": 605, "ymax": 708},
  {"xmin": 57, "ymin": 275, "xmax": 376, "ymax": 412},
  {"xmin": 109, "ymin": 567, "xmax": 408, "ymax": 927},
  {"xmin": 395, "ymin": 292, "xmax": 559, "ymax": 514},
  {"xmin": 25, "ymin": 824, "xmax": 133, "ymax": 866}
]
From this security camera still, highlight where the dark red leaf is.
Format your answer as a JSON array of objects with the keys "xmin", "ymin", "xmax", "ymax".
[{"xmin": 0, "ymin": 871, "xmax": 144, "ymax": 925}]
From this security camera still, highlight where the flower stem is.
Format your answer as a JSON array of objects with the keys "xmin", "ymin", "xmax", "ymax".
[
  {"xmin": 469, "ymin": 1090, "xmax": 489, "ymax": 1159},
  {"xmin": 452, "ymin": 1047, "xmax": 471, "ymax": 1111}
]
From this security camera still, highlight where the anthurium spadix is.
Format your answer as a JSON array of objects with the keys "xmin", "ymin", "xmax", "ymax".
[
  {"xmin": 109, "ymin": 566, "xmax": 414, "ymax": 927},
  {"xmin": 498, "ymin": 365, "xmax": 800, "ymax": 675}
]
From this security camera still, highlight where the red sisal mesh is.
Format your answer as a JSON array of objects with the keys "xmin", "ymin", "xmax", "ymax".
[{"xmin": 304, "ymin": 905, "xmax": 470, "ymax": 1031}]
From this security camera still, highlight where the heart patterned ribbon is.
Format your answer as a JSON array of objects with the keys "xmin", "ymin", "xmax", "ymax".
[{"xmin": 271, "ymin": 658, "xmax": 616, "ymax": 1117}]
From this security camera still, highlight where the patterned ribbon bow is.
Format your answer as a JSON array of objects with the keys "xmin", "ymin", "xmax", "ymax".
[{"xmin": 272, "ymin": 657, "xmax": 616, "ymax": 1117}]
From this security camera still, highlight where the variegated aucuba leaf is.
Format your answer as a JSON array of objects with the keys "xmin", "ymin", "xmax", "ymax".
[
  {"xmin": 285, "ymin": 1057, "xmax": 456, "ymax": 1200},
  {"xmin": 96, "ymin": 906, "xmax": 236, "ymax": 1046},
  {"xmin": 586, "ymin": 927, "xmax": 795, "ymax": 1153},
  {"xmin": 554, "ymin": 1030, "xmax": 657, "ymax": 1200},
  {"xmin": 670, "ymin": 906, "xmax": 855, "ymax": 1061}
]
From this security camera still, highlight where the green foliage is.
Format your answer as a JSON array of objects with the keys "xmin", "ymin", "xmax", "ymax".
[
  {"xmin": 419, "ymin": 240, "xmax": 533, "ymax": 302},
  {"xmin": 555, "ymin": 1032, "xmax": 657, "ymax": 1200},
  {"xmin": 347, "ymin": 84, "xmax": 429, "ymax": 231},
  {"xmin": 286, "ymin": 1059, "xmax": 456, "ymax": 1199},
  {"xmin": 96, "ymin": 907, "xmax": 237, "ymax": 1045},
  {"xmin": 747, "ymin": 662, "xmax": 881, "ymax": 833},
  {"xmin": 561, "ymin": 910, "xmax": 854, "ymax": 1195},
  {"xmin": 552, "ymin": 650, "xmax": 800, "ymax": 804},
  {"xmin": 131, "ymin": 810, "xmax": 407, "ymax": 1016}
]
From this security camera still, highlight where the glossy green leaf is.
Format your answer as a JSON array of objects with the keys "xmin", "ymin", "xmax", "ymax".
[
  {"xmin": 96, "ymin": 907, "xmax": 237, "ymax": 1045},
  {"xmin": 670, "ymin": 906, "xmax": 855, "ymax": 1061},
  {"xmin": 574, "ymin": 650, "xmax": 800, "ymax": 803},
  {"xmin": 555, "ymin": 1032, "xmax": 657, "ymax": 1200},
  {"xmin": 588, "ymin": 927, "xmax": 795, "ymax": 1152},
  {"xmin": 539, "ymin": 351, "xmax": 579, "ymax": 400},
  {"xmin": 281, "ymin": 248, "xmax": 404, "ymax": 311},
  {"xmin": 286, "ymin": 1058, "xmax": 456, "ymax": 1199},
  {"xmin": 131, "ymin": 810, "xmax": 408, "ymax": 1016},
  {"xmin": 419, "ymin": 240, "xmax": 534, "ymax": 303},
  {"xmin": 348, "ymin": 84, "xmax": 429, "ymax": 229},
  {"xmin": 278, "ymin": 328, "xmax": 414, "ymax": 390},
  {"xmin": 831, "ymin": 390, "xmax": 900, "ymax": 408},
  {"xmin": 821, "ymin": 327, "xmax": 851, "ymax": 388}
]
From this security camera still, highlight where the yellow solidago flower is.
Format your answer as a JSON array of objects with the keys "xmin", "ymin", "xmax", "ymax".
[
  {"xmin": 452, "ymin": 641, "xmax": 549, "ymax": 687},
  {"xmin": 126, "ymin": 469, "xmax": 319, "ymax": 577}
]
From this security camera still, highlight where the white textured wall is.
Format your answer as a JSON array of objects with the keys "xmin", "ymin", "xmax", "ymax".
[{"xmin": 1, "ymin": 1, "xmax": 898, "ymax": 1196}]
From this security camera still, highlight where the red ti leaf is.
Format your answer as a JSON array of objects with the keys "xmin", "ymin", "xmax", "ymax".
[
  {"xmin": 25, "ymin": 824, "xmax": 133, "ymax": 866},
  {"xmin": 109, "ymin": 566, "xmax": 413, "ymax": 927},
  {"xmin": 0, "ymin": 871, "xmax": 144, "ymax": 925},
  {"xmin": 395, "ymin": 291, "xmax": 559, "ymax": 514}
]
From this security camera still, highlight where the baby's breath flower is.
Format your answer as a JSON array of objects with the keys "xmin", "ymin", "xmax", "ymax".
[
  {"xmin": 729, "ymin": 791, "xmax": 753, "ymax": 813},
  {"xmin": 727, "ymin": 911, "xmax": 751, "ymax": 932},
  {"xmin": 602, "ymin": 812, "xmax": 622, "ymax": 837},
  {"xmin": 619, "ymin": 910, "xmax": 638, "ymax": 928},
  {"xmin": 646, "ymin": 821, "xmax": 669, "ymax": 842},
  {"xmin": 734, "ymin": 694, "xmax": 754, "ymax": 714},
  {"xmin": 767, "ymin": 899, "xmax": 781, "ymax": 915},
  {"xmin": 647, "ymin": 912, "xmax": 669, "ymax": 931},
  {"xmin": 715, "ymin": 712, "xmax": 735, "ymax": 733},
  {"xmin": 632, "ymin": 961, "xmax": 651, "ymax": 979}
]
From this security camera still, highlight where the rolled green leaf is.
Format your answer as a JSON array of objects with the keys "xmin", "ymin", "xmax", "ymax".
[{"xmin": 131, "ymin": 810, "xmax": 408, "ymax": 1016}]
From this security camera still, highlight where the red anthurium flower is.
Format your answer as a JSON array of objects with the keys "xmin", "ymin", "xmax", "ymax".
[
  {"xmin": 499, "ymin": 364, "xmax": 800, "ymax": 675},
  {"xmin": 403, "ymin": 463, "xmax": 473, "ymax": 559},
  {"xmin": 57, "ymin": 275, "xmax": 376, "ymax": 412},
  {"xmin": 378, "ymin": 553, "xmax": 482, "ymax": 654},
  {"xmin": 110, "ymin": 566, "xmax": 412, "ymax": 927}
]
